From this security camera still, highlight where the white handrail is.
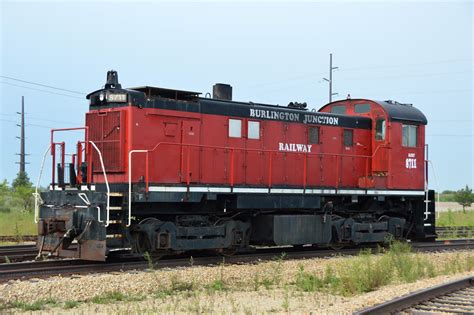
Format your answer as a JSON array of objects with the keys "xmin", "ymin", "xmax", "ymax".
[
  {"xmin": 89, "ymin": 141, "xmax": 110, "ymax": 227},
  {"xmin": 33, "ymin": 144, "xmax": 52, "ymax": 223},
  {"xmin": 128, "ymin": 150, "xmax": 148, "ymax": 227},
  {"xmin": 427, "ymin": 160, "xmax": 441, "ymax": 219}
]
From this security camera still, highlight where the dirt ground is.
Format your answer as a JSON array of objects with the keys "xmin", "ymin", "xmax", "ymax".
[
  {"xmin": 436, "ymin": 201, "xmax": 471, "ymax": 212},
  {"xmin": 1, "ymin": 250, "xmax": 472, "ymax": 314}
]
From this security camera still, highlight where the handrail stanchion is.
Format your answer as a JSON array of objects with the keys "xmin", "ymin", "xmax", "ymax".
[
  {"xmin": 60, "ymin": 142, "xmax": 65, "ymax": 171},
  {"xmin": 89, "ymin": 141, "xmax": 110, "ymax": 227},
  {"xmin": 145, "ymin": 151, "xmax": 149, "ymax": 193},
  {"xmin": 51, "ymin": 144, "xmax": 56, "ymax": 187},
  {"xmin": 77, "ymin": 142, "xmax": 83, "ymax": 184},
  {"xmin": 128, "ymin": 149, "xmax": 148, "ymax": 227},
  {"xmin": 87, "ymin": 142, "xmax": 93, "ymax": 184},
  {"xmin": 33, "ymin": 144, "xmax": 52, "ymax": 223}
]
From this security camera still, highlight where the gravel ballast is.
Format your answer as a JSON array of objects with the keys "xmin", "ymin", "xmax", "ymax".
[{"xmin": 0, "ymin": 250, "xmax": 472, "ymax": 313}]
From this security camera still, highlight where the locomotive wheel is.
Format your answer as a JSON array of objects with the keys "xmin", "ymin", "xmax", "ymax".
[
  {"xmin": 217, "ymin": 247, "xmax": 238, "ymax": 257},
  {"xmin": 329, "ymin": 243, "xmax": 345, "ymax": 250},
  {"xmin": 133, "ymin": 233, "xmax": 152, "ymax": 254}
]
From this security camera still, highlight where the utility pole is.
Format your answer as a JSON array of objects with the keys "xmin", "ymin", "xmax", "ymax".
[
  {"xmin": 323, "ymin": 53, "xmax": 339, "ymax": 103},
  {"xmin": 16, "ymin": 96, "xmax": 27, "ymax": 174}
]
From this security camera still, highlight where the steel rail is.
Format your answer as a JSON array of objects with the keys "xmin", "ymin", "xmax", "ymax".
[
  {"xmin": 0, "ymin": 240, "xmax": 472, "ymax": 283},
  {"xmin": 355, "ymin": 276, "xmax": 474, "ymax": 314},
  {"xmin": 0, "ymin": 244, "xmax": 38, "ymax": 263}
]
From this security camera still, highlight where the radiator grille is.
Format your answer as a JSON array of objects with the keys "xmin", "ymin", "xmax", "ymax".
[{"xmin": 86, "ymin": 110, "xmax": 123, "ymax": 172}]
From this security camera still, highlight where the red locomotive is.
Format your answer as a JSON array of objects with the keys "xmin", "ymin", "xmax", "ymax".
[{"xmin": 35, "ymin": 71, "xmax": 436, "ymax": 261}]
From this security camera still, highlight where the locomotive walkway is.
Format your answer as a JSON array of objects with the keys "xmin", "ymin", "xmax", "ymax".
[{"xmin": 0, "ymin": 239, "xmax": 472, "ymax": 283}]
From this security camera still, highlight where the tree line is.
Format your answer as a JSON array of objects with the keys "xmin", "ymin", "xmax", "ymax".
[{"xmin": 0, "ymin": 171, "xmax": 35, "ymax": 213}]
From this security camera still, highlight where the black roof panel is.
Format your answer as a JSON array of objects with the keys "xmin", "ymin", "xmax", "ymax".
[
  {"xmin": 129, "ymin": 86, "xmax": 201, "ymax": 101},
  {"xmin": 374, "ymin": 100, "xmax": 427, "ymax": 125}
]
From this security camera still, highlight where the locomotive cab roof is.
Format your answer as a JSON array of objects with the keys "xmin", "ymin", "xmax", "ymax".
[{"xmin": 320, "ymin": 99, "xmax": 427, "ymax": 125}]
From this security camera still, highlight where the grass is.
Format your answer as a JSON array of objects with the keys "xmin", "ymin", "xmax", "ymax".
[
  {"xmin": 2, "ymin": 242, "xmax": 473, "ymax": 312},
  {"xmin": 90, "ymin": 291, "xmax": 145, "ymax": 304},
  {"xmin": 437, "ymin": 193, "xmax": 456, "ymax": 202},
  {"xmin": 253, "ymin": 252, "xmax": 287, "ymax": 290},
  {"xmin": 437, "ymin": 209, "xmax": 474, "ymax": 227},
  {"xmin": 0, "ymin": 210, "xmax": 36, "ymax": 236},
  {"xmin": 292, "ymin": 241, "xmax": 472, "ymax": 296},
  {"xmin": 8, "ymin": 298, "xmax": 58, "ymax": 311}
]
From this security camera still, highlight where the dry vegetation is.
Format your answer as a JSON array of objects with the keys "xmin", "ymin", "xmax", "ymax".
[{"xmin": 0, "ymin": 242, "xmax": 473, "ymax": 313}]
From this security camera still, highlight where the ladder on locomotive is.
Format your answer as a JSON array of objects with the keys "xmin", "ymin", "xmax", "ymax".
[{"xmin": 105, "ymin": 192, "xmax": 126, "ymax": 246}]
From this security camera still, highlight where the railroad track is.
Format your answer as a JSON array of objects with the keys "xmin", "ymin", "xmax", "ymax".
[
  {"xmin": 0, "ymin": 239, "xmax": 472, "ymax": 283},
  {"xmin": 0, "ymin": 244, "xmax": 38, "ymax": 263},
  {"xmin": 0, "ymin": 226, "xmax": 470, "ymax": 243},
  {"xmin": 355, "ymin": 276, "xmax": 474, "ymax": 314},
  {"xmin": 0, "ymin": 235, "xmax": 36, "ymax": 242}
]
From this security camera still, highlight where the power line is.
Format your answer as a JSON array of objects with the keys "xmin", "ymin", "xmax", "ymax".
[
  {"xmin": 1, "ymin": 82, "xmax": 84, "ymax": 99},
  {"xmin": 0, "ymin": 75, "xmax": 86, "ymax": 95},
  {"xmin": 0, "ymin": 118, "xmax": 79, "ymax": 130},
  {"xmin": 243, "ymin": 58, "xmax": 473, "ymax": 90},
  {"xmin": 339, "ymin": 58, "xmax": 474, "ymax": 73},
  {"xmin": 337, "ymin": 70, "xmax": 474, "ymax": 82},
  {"xmin": 0, "ymin": 113, "xmax": 82, "ymax": 126}
]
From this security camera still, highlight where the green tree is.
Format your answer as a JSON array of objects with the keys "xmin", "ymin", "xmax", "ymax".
[
  {"xmin": 0, "ymin": 179, "xmax": 11, "ymax": 212},
  {"xmin": 14, "ymin": 185, "xmax": 35, "ymax": 212},
  {"xmin": 454, "ymin": 185, "xmax": 473, "ymax": 213},
  {"xmin": 11, "ymin": 172, "xmax": 34, "ymax": 212},
  {"xmin": 12, "ymin": 171, "xmax": 32, "ymax": 190}
]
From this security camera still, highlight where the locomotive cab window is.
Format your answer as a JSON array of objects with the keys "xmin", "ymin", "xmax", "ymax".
[
  {"xmin": 343, "ymin": 129, "xmax": 353, "ymax": 146},
  {"xmin": 375, "ymin": 119, "xmax": 386, "ymax": 141},
  {"xmin": 331, "ymin": 105, "xmax": 346, "ymax": 114},
  {"xmin": 354, "ymin": 103, "xmax": 371, "ymax": 113},
  {"xmin": 308, "ymin": 127, "xmax": 319, "ymax": 144},
  {"xmin": 247, "ymin": 121, "xmax": 260, "ymax": 139},
  {"xmin": 229, "ymin": 119, "xmax": 242, "ymax": 138},
  {"xmin": 402, "ymin": 124, "xmax": 418, "ymax": 147}
]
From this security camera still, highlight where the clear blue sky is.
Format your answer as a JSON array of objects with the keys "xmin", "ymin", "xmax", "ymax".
[{"xmin": 1, "ymin": 0, "xmax": 472, "ymax": 190}]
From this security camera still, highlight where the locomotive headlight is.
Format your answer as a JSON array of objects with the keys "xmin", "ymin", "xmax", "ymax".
[
  {"xmin": 106, "ymin": 92, "xmax": 127, "ymax": 102},
  {"xmin": 99, "ymin": 92, "xmax": 105, "ymax": 102}
]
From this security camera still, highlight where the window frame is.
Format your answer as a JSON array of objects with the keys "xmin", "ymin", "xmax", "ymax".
[
  {"xmin": 247, "ymin": 120, "xmax": 260, "ymax": 140},
  {"xmin": 308, "ymin": 126, "xmax": 320, "ymax": 144},
  {"xmin": 343, "ymin": 129, "xmax": 353, "ymax": 147},
  {"xmin": 375, "ymin": 118, "xmax": 386, "ymax": 141},
  {"xmin": 228, "ymin": 118, "xmax": 242, "ymax": 138},
  {"xmin": 354, "ymin": 103, "xmax": 371, "ymax": 114},
  {"xmin": 402, "ymin": 124, "xmax": 418, "ymax": 147},
  {"xmin": 330, "ymin": 105, "xmax": 346, "ymax": 114}
]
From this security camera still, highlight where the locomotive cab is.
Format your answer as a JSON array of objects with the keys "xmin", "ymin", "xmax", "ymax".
[{"xmin": 319, "ymin": 99, "xmax": 427, "ymax": 191}]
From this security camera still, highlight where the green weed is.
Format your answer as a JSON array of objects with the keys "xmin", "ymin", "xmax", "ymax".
[
  {"xmin": 9, "ymin": 298, "xmax": 57, "ymax": 311},
  {"xmin": 170, "ymin": 273, "xmax": 195, "ymax": 292},
  {"xmin": 64, "ymin": 300, "xmax": 79, "ymax": 309},
  {"xmin": 91, "ymin": 291, "xmax": 144, "ymax": 304}
]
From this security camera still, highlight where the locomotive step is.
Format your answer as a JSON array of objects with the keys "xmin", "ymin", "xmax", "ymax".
[
  {"xmin": 109, "ymin": 192, "xmax": 124, "ymax": 197},
  {"xmin": 107, "ymin": 206, "xmax": 123, "ymax": 211}
]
